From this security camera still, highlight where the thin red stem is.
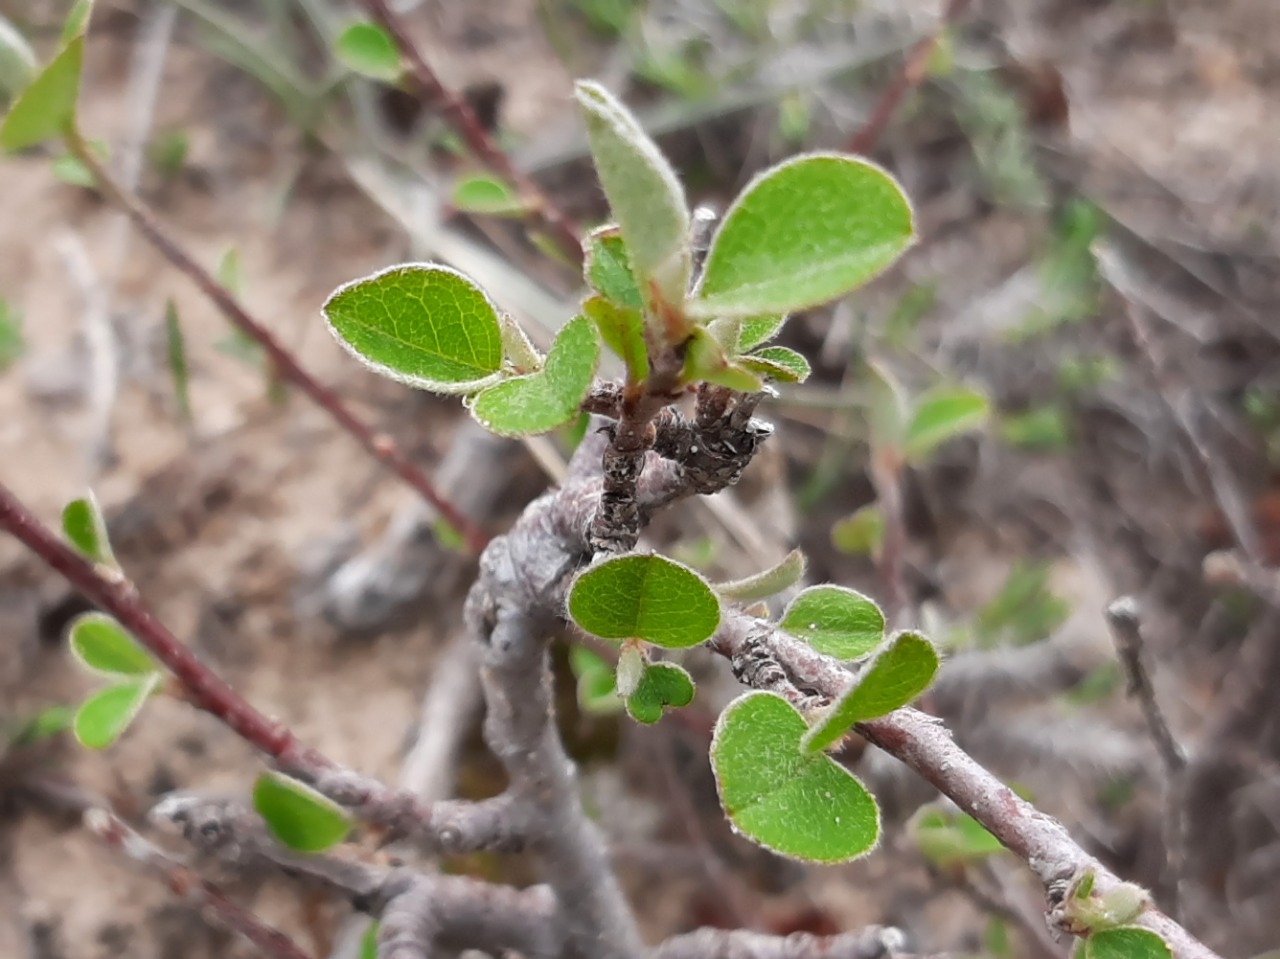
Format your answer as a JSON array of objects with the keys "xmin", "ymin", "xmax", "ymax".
[
  {"xmin": 845, "ymin": 0, "xmax": 974, "ymax": 155},
  {"xmin": 359, "ymin": 0, "xmax": 584, "ymax": 267},
  {"xmin": 66, "ymin": 127, "xmax": 489, "ymax": 555}
]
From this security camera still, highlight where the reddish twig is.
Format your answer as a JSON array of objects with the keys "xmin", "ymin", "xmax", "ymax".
[
  {"xmin": 359, "ymin": 0, "xmax": 584, "ymax": 267},
  {"xmin": 63, "ymin": 127, "xmax": 489, "ymax": 555},
  {"xmin": 85, "ymin": 808, "xmax": 316, "ymax": 959},
  {"xmin": 845, "ymin": 0, "xmax": 974, "ymax": 155}
]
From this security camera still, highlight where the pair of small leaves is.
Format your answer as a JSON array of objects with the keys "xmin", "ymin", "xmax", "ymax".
[
  {"xmin": 570, "ymin": 644, "xmax": 694, "ymax": 724},
  {"xmin": 68, "ymin": 613, "xmax": 162, "ymax": 750},
  {"xmin": 568, "ymin": 553, "xmax": 720, "ymax": 650},
  {"xmin": 0, "ymin": 0, "xmax": 91, "ymax": 152},
  {"xmin": 323, "ymin": 265, "xmax": 599, "ymax": 437},
  {"xmin": 253, "ymin": 771, "xmax": 352, "ymax": 853}
]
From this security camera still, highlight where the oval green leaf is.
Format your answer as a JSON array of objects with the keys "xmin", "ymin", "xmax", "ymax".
[
  {"xmin": 323, "ymin": 263, "xmax": 504, "ymax": 394},
  {"xmin": 469, "ymin": 314, "xmax": 600, "ymax": 436},
  {"xmin": 711, "ymin": 692, "xmax": 879, "ymax": 863},
  {"xmin": 568, "ymin": 553, "xmax": 721, "ymax": 649},
  {"xmin": 575, "ymin": 81, "xmax": 690, "ymax": 308},
  {"xmin": 61, "ymin": 493, "xmax": 115, "ymax": 566},
  {"xmin": 831, "ymin": 504, "xmax": 884, "ymax": 557},
  {"xmin": 740, "ymin": 346, "xmax": 811, "ymax": 384},
  {"xmin": 452, "ymin": 174, "xmax": 526, "ymax": 217},
  {"xmin": 779, "ymin": 584, "xmax": 885, "ymax": 659},
  {"xmin": 689, "ymin": 154, "xmax": 915, "ymax": 319},
  {"xmin": 1083, "ymin": 928, "xmax": 1172, "ymax": 959},
  {"xmin": 252, "ymin": 771, "xmax": 353, "ymax": 853},
  {"xmin": 585, "ymin": 227, "xmax": 643, "ymax": 312},
  {"xmin": 0, "ymin": 31, "xmax": 85, "ymax": 152},
  {"xmin": 569, "ymin": 646, "xmax": 623, "ymax": 715},
  {"xmin": 738, "ymin": 314, "xmax": 787, "ymax": 352},
  {"xmin": 584, "ymin": 295, "xmax": 648, "ymax": 385},
  {"xmin": 69, "ymin": 613, "xmax": 159, "ymax": 677},
  {"xmin": 74, "ymin": 674, "xmax": 160, "ymax": 750},
  {"xmin": 802, "ymin": 630, "xmax": 939, "ymax": 753},
  {"xmin": 715, "ymin": 549, "xmax": 806, "ymax": 602},
  {"xmin": 626, "ymin": 661, "xmax": 695, "ymax": 724},
  {"xmin": 909, "ymin": 805, "xmax": 1005, "ymax": 868},
  {"xmin": 904, "ymin": 385, "xmax": 990, "ymax": 462},
  {"xmin": 334, "ymin": 22, "xmax": 401, "ymax": 81}
]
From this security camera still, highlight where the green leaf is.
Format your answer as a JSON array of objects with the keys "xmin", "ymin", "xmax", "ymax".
[
  {"xmin": 0, "ymin": 17, "xmax": 37, "ymax": 100},
  {"xmin": 626, "ymin": 661, "xmax": 695, "ymax": 724},
  {"xmin": 711, "ymin": 692, "xmax": 879, "ymax": 863},
  {"xmin": 452, "ymin": 174, "xmax": 526, "ymax": 217},
  {"xmin": 62, "ymin": 493, "xmax": 115, "ymax": 566},
  {"xmin": 359, "ymin": 922, "xmax": 379, "ymax": 959},
  {"xmin": 0, "ymin": 297, "xmax": 23, "ymax": 370},
  {"xmin": 689, "ymin": 154, "xmax": 915, "ymax": 318},
  {"xmin": 334, "ymin": 22, "xmax": 401, "ymax": 81},
  {"xmin": 568, "ymin": 553, "xmax": 721, "ymax": 649},
  {"xmin": 147, "ymin": 129, "xmax": 188, "ymax": 178},
  {"xmin": 801, "ymin": 631, "xmax": 939, "ymax": 753},
  {"xmin": 74, "ymin": 674, "xmax": 159, "ymax": 749},
  {"xmin": 215, "ymin": 247, "xmax": 243, "ymax": 296},
  {"xmin": 0, "ymin": 34, "xmax": 84, "ymax": 152},
  {"xmin": 52, "ymin": 150, "xmax": 96, "ymax": 187},
  {"xmin": 61, "ymin": 0, "xmax": 94, "ymax": 45},
  {"xmin": 740, "ymin": 346, "xmax": 811, "ymax": 384},
  {"xmin": 738, "ymin": 314, "xmax": 787, "ymax": 352},
  {"xmin": 585, "ymin": 226, "xmax": 643, "ymax": 312},
  {"xmin": 10, "ymin": 704, "xmax": 74, "ymax": 747},
  {"xmin": 323, "ymin": 263, "xmax": 505, "ymax": 394},
  {"xmin": 569, "ymin": 645, "xmax": 623, "ymax": 715},
  {"xmin": 904, "ymin": 386, "xmax": 989, "ymax": 462},
  {"xmin": 715, "ymin": 549, "xmax": 806, "ymax": 601},
  {"xmin": 498, "ymin": 311, "xmax": 543, "ymax": 373},
  {"xmin": 1000, "ymin": 405, "xmax": 1071, "ymax": 451},
  {"xmin": 779, "ymin": 585, "xmax": 885, "ymax": 659},
  {"xmin": 909, "ymin": 804, "xmax": 1005, "ymax": 867},
  {"xmin": 68, "ymin": 613, "xmax": 158, "ymax": 678},
  {"xmin": 252, "ymin": 771, "xmax": 353, "ymax": 853},
  {"xmin": 575, "ymin": 81, "xmax": 691, "ymax": 308},
  {"xmin": 682, "ymin": 326, "xmax": 763, "ymax": 392},
  {"xmin": 584, "ymin": 295, "xmax": 648, "ymax": 385},
  {"xmin": 865, "ymin": 358, "xmax": 909, "ymax": 454},
  {"xmin": 164, "ymin": 300, "xmax": 191, "ymax": 422},
  {"xmin": 831, "ymin": 504, "xmax": 884, "ymax": 557},
  {"xmin": 469, "ymin": 314, "xmax": 599, "ymax": 436},
  {"xmin": 1082, "ymin": 928, "xmax": 1171, "ymax": 959}
]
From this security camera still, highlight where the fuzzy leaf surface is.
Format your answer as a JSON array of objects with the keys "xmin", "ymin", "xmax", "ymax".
[
  {"xmin": 253, "ymin": 771, "xmax": 353, "ymax": 853},
  {"xmin": 715, "ymin": 549, "xmax": 806, "ymax": 601},
  {"xmin": 740, "ymin": 346, "xmax": 811, "ymax": 383},
  {"xmin": 779, "ymin": 585, "xmax": 885, "ymax": 659},
  {"xmin": 682, "ymin": 326, "xmax": 763, "ymax": 392},
  {"xmin": 74, "ymin": 674, "xmax": 159, "ymax": 750},
  {"xmin": 738, "ymin": 314, "xmax": 787, "ymax": 351},
  {"xmin": 575, "ymin": 81, "xmax": 690, "ymax": 307},
  {"xmin": 585, "ymin": 228, "xmax": 644, "ymax": 311},
  {"xmin": 334, "ymin": 23, "xmax": 401, "ymax": 81},
  {"xmin": 61, "ymin": 494, "xmax": 114, "ymax": 566},
  {"xmin": 568, "ymin": 554, "xmax": 720, "ymax": 649},
  {"xmin": 1082, "ymin": 928, "xmax": 1171, "ymax": 959},
  {"xmin": 470, "ymin": 314, "xmax": 599, "ymax": 436},
  {"xmin": 69, "ymin": 613, "xmax": 158, "ymax": 678},
  {"xmin": 689, "ymin": 154, "xmax": 915, "ymax": 318},
  {"xmin": 584, "ymin": 295, "xmax": 647, "ymax": 384},
  {"xmin": 323, "ymin": 263, "xmax": 504, "ymax": 393},
  {"xmin": 712, "ymin": 692, "xmax": 879, "ymax": 862},
  {"xmin": 904, "ymin": 386, "xmax": 990, "ymax": 462},
  {"xmin": 802, "ymin": 631, "xmax": 939, "ymax": 752},
  {"xmin": 626, "ymin": 661, "xmax": 695, "ymax": 724}
]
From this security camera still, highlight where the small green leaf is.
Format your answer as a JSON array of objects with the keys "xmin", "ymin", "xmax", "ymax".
[
  {"xmin": 0, "ymin": 298, "xmax": 23, "ymax": 370},
  {"xmin": 498, "ymin": 312, "xmax": 543, "ymax": 373},
  {"xmin": 74, "ymin": 674, "xmax": 159, "ymax": 749},
  {"xmin": 711, "ymin": 692, "xmax": 879, "ymax": 863},
  {"xmin": 689, "ymin": 154, "xmax": 915, "ymax": 318},
  {"xmin": 359, "ymin": 921, "xmax": 379, "ymax": 959},
  {"xmin": 584, "ymin": 295, "xmax": 648, "ymax": 385},
  {"xmin": 215, "ymin": 247, "xmax": 243, "ymax": 296},
  {"xmin": 61, "ymin": 0, "xmax": 94, "ymax": 45},
  {"xmin": 252, "ymin": 771, "xmax": 353, "ymax": 853},
  {"xmin": 740, "ymin": 346, "xmax": 811, "ymax": 384},
  {"xmin": 585, "ymin": 227, "xmax": 643, "ymax": 311},
  {"xmin": 738, "ymin": 314, "xmax": 787, "ymax": 352},
  {"xmin": 801, "ymin": 631, "xmax": 939, "ymax": 753},
  {"xmin": 10, "ymin": 704, "xmax": 74, "ymax": 747},
  {"xmin": 909, "ymin": 805, "xmax": 1005, "ymax": 867},
  {"xmin": 0, "ymin": 17, "xmax": 37, "ymax": 100},
  {"xmin": 333, "ymin": 22, "xmax": 401, "ymax": 82},
  {"xmin": 614, "ymin": 643, "xmax": 646, "ymax": 697},
  {"xmin": 452, "ymin": 174, "xmax": 526, "ymax": 217},
  {"xmin": 1, "ymin": 35, "xmax": 84, "ymax": 152},
  {"xmin": 568, "ymin": 553, "xmax": 721, "ymax": 649},
  {"xmin": 831, "ymin": 505, "xmax": 884, "ymax": 556},
  {"xmin": 61, "ymin": 493, "xmax": 115, "ymax": 566},
  {"xmin": 470, "ymin": 314, "xmax": 600, "ymax": 436},
  {"xmin": 575, "ymin": 81, "xmax": 691, "ymax": 308},
  {"xmin": 1083, "ymin": 928, "xmax": 1171, "ymax": 959},
  {"xmin": 323, "ymin": 263, "xmax": 505, "ymax": 394},
  {"xmin": 1000, "ymin": 405, "xmax": 1071, "ymax": 451},
  {"xmin": 682, "ymin": 327, "xmax": 763, "ymax": 392},
  {"xmin": 779, "ymin": 585, "xmax": 885, "ymax": 659},
  {"xmin": 568, "ymin": 645, "xmax": 623, "ymax": 715},
  {"xmin": 904, "ymin": 386, "xmax": 989, "ymax": 462},
  {"xmin": 164, "ymin": 300, "xmax": 191, "ymax": 422},
  {"xmin": 52, "ymin": 142, "xmax": 102, "ymax": 187},
  {"xmin": 626, "ymin": 661, "xmax": 694, "ymax": 724},
  {"xmin": 715, "ymin": 549, "xmax": 806, "ymax": 601},
  {"xmin": 69, "ymin": 613, "xmax": 158, "ymax": 678}
]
